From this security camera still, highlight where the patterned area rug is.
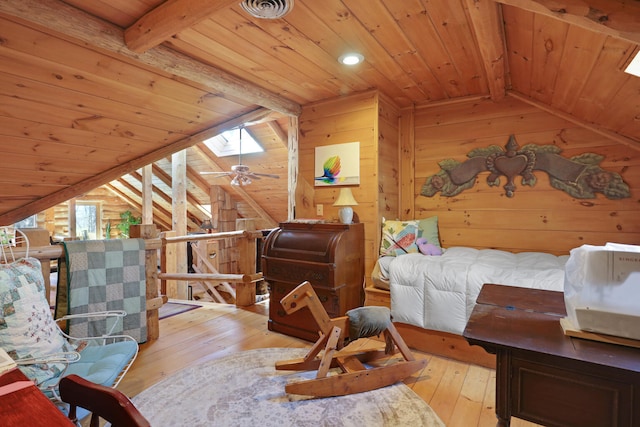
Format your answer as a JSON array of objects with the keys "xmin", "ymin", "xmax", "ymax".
[
  {"xmin": 158, "ymin": 302, "xmax": 200, "ymax": 320},
  {"xmin": 133, "ymin": 348, "xmax": 444, "ymax": 427}
]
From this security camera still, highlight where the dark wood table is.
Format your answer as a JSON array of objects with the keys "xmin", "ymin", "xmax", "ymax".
[
  {"xmin": 463, "ymin": 284, "xmax": 640, "ymax": 427},
  {"xmin": 0, "ymin": 368, "xmax": 74, "ymax": 426}
]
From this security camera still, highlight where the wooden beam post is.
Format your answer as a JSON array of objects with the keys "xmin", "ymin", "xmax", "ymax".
[
  {"xmin": 141, "ymin": 165, "xmax": 154, "ymax": 225},
  {"xmin": 235, "ymin": 219, "xmax": 257, "ymax": 306},
  {"xmin": 172, "ymin": 150, "xmax": 189, "ymax": 300},
  {"xmin": 68, "ymin": 199, "xmax": 76, "ymax": 238},
  {"xmin": 130, "ymin": 224, "xmax": 162, "ymax": 341},
  {"xmin": 160, "ymin": 230, "xmax": 178, "ymax": 298},
  {"xmin": 288, "ymin": 116, "xmax": 299, "ymax": 221}
]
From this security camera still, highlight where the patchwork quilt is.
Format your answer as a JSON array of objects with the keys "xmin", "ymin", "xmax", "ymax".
[{"xmin": 56, "ymin": 239, "xmax": 147, "ymax": 343}]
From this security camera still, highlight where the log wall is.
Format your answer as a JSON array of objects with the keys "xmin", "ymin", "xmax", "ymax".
[{"xmin": 43, "ymin": 187, "xmax": 137, "ymax": 239}]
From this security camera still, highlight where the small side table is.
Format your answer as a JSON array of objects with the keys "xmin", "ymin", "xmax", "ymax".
[{"xmin": 463, "ymin": 283, "xmax": 640, "ymax": 427}]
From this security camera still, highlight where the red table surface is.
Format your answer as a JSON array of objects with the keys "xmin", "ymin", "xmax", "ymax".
[{"xmin": 0, "ymin": 368, "xmax": 74, "ymax": 427}]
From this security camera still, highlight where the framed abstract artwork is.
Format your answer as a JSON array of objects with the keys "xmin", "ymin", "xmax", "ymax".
[{"xmin": 314, "ymin": 142, "xmax": 360, "ymax": 186}]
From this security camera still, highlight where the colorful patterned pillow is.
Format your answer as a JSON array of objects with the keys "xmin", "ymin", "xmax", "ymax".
[
  {"xmin": 0, "ymin": 258, "xmax": 68, "ymax": 385},
  {"xmin": 417, "ymin": 216, "xmax": 442, "ymax": 249},
  {"xmin": 379, "ymin": 217, "xmax": 442, "ymax": 257}
]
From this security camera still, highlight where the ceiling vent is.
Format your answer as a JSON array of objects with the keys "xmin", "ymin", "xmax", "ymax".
[{"xmin": 240, "ymin": 0, "xmax": 293, "ymax": 19}]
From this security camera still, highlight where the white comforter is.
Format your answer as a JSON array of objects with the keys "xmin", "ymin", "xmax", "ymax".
[{"xmin": 387, "ymin": 247, "xmax": 569, "ymax": 335}]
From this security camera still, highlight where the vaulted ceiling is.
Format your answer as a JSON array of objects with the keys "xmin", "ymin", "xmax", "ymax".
[{"xmin": 0, "ymin": 0, "xmax": 638, "ymax": 227}]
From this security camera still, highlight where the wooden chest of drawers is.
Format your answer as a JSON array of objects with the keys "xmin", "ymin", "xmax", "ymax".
[{"xmin": 262, "ymin": 222, "xmax": 364, "ymax": 341}]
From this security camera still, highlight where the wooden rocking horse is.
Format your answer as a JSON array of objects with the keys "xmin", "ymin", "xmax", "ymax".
[{"xmin": 275, "ymin": 281, "xmax": 427, "ymax": 397}]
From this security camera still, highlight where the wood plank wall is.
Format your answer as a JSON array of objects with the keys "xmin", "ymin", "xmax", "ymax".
[
  {"xmin": 377, "ymin": 94, "xmax": 401, "ymax": 222},
  {"xmin": 297, "ymin": 90, "xmax": 398, "ymax": 284},
  {"xmin": 406, "ymin": 96, "xmax": 640, "ymax": 255}
]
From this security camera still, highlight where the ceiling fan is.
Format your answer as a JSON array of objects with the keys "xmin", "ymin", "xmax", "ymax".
[{"xmin": 200, "ymin": 127, "xmax": 280, "ymax": 186}]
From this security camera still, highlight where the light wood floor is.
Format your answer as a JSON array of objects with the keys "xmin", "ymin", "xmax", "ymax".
[{"xmin": 118, "ymin": 300, "xmax": 541, "ymax": 427}]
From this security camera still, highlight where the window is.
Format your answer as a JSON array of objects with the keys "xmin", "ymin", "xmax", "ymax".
[
  {"xmin": 203, "ymin": 128, "xmax": 263, "ymax": 157},
  {"xmin": 14, "ymin": 214, "xmax": 38, "ymax": 229},
  {"xmin": 625, "ymin": 50, "xmax": 640, "ymax": 78},
  {"xmin": 76, "ymin": 202, "xmax": 101, "ymax": 240}
]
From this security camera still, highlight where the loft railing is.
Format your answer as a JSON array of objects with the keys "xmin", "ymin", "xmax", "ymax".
[
  {"xmin": 155, "ymin": 228, "xmax": 263, "ymax": 306},
  {"xmin": 11, "ymin": 222, "xmax": 264, "ymax": 342}
]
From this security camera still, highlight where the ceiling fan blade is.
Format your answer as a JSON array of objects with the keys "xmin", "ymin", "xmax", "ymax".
[
  {"xmin": 252, "ymin": 173, "xmax": 280, "ymax": 179},
  {"xmin": 200, "ymin": 171, "xmax": 234, "ymax": 178}
]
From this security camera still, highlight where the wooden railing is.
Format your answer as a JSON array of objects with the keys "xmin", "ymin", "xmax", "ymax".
[
  {"xmin": 157, "ymin": 229, "xmax": 263, "ymax": 306},
  {"xmin": 15, "ymin": 223, "xmax": 264, "ymax": 342}
]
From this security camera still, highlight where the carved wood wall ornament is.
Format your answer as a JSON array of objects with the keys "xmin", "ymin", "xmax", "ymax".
[{"xmin": 420, "ymin": 135, "xmax": 630, "ymax": 199}]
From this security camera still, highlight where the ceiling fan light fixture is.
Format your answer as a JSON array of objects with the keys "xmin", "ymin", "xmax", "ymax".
[
  {"xmin": 240, "ymin": 0, "xmax": 293, "ymax": 19},
  {"xmin": 230, "ymin": 175, "xmax": 252, "ymax": 186}
]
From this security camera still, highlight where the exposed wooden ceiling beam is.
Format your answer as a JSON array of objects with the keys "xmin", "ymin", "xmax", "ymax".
[
  {"xmin": 125, "ymin": 0, "xmax": 238, "ymax": 53},
  {"xmin": 130, "ymin": 170, "xmax": 173, "ymax": 207},
  {"xmin": 465, "ymin": 0, "xmax": 507, "ymax": 101},
  {"xmin": 105, "ymin": 182, "xmax": 171, "ymax": 231},
  {"xmin": 187, "ymin": 163, "xmax": 216, "ymax": 192},
  {"xmin": 267, "ymin": 121, "xmax": 289, "ymax": 148},
  {"xmin": 105, "ymin": 183, "xmax": 140, "ymax": 210},
  {"xmin": 0, "ymin": 0, "xmax": 301, "ymax": 116},
  {"xmin": 185, "ymin": 164, "xmax": 218, "ymax": 212},
  {"xmin": 0, "ymin": 108, "xmax": 272, "ymax": 225},
  {"xmin": 113, "ymin": 177, "xmax": 174, "ymax": 223},
  {"xmin": 151, "ymin": 163, "xmax": 211, "ymax": 219},
  {"xmin": 128, "ymin": 170, "xmax": 205, "ymax": 230},
  {"xmin": 114, "ymin": 174, "xmax": 202, "ymax": 230},
  {"xmin": 496, "ymin": 0, "xmax": 640, "ymax": 44}
]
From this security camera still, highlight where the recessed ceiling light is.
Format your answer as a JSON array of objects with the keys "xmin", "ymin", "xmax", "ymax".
[
  {"xmin": 338, "ymin": 53, "xmax": 364, "ymax": 65},
  {"xmin": 624, "ymin": 50, "xmax": 640, "ymax": 78}
]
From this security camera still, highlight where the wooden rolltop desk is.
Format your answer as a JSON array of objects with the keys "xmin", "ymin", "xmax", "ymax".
[{"xmin": 262, "ymin": 222, "xmax": 365, "ymax": 341}]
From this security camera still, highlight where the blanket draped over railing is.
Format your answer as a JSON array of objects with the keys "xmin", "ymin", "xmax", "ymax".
[{"xmin": 55, "ymin": 239, "xmax": 147, "ymax": 343}]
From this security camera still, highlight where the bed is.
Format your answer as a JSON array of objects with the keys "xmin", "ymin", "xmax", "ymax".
[{"xmin": 372, "ymin": 247, "xmax": 569, "ymax": 338}]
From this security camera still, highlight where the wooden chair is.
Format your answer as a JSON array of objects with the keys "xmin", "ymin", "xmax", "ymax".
[
  {"xmin": 275, "ymin": 281, "xmax": 427, "ymax": 397},
  {"xmin": 59, "ymin": 374, "xmax": 150, "ymax": 427}
]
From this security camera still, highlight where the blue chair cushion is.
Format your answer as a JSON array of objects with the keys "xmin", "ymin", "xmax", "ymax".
[
  {"xmin": 65, "ymin": 340, "xmax": 138, "ymax": 386},
  {"xmin": 41, "ymin": 340, "xmax": 137, "ymax": 391}
]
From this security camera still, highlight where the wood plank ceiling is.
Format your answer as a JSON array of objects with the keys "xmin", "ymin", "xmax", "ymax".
[{"xmin": 0, "ymin": 0, "xmax": 638, "ymax": 227}]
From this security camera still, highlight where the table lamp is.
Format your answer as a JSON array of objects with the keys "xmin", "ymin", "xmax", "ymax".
[{"xmin": 333, "ymin": 188, "xmax": 358, "ymax": 224}]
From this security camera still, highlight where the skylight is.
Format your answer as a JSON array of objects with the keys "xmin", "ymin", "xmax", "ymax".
[
  {"xmin": 624, "ymin": 50, "xmax": 640, "ymax": 78},
  {"xmin": 203, "ymin": 128, "xmax": 264, "ymax": 158}
]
